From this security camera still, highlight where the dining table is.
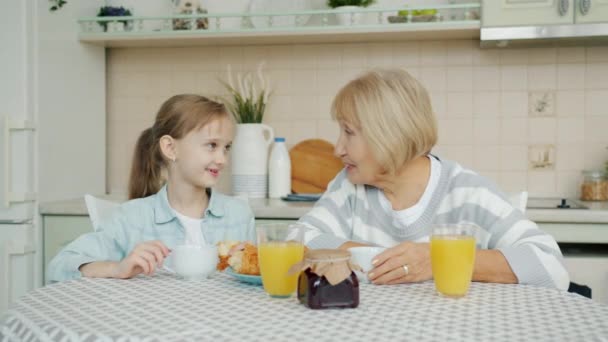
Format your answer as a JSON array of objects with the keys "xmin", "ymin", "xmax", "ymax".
[{"xmin": 1, "ymin": 270, "xmax": 607, "ymax": 342}]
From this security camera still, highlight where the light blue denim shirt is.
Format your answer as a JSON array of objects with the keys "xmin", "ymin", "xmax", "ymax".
[{"xmin": 47, "ymin": 185, "xmax": 255, "ymax": 283}]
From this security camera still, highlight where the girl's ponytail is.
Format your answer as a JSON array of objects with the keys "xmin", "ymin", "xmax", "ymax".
[{"xmin": 128, "ymin": 127, "xmax": 163, "ymax": 199}]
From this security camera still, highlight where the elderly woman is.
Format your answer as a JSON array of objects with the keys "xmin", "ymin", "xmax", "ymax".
[{"xmin": 293, "ymin": 68, "xmax": 569, "ymax": 290}]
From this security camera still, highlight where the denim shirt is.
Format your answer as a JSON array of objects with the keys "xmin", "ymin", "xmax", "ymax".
[{"xmin": 47, "ymin": 185, "xmax": 255, "ymax": 283}]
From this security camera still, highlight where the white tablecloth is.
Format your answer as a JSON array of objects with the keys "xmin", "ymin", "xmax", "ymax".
[{"xmin": 1, "ymin": 271, "xmax": 607, "ymax": 342}]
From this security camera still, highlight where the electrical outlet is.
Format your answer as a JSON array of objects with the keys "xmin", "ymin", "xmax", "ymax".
[
  {"xmin": 528, "ymin": 144, "xmax": 555, "ymax": 170},
  {"xmin": 528, "ymin": 91, "xmax": 555, "ymax": 117}
]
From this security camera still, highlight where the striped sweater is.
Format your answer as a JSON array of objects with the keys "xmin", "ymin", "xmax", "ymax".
[{"xmin": 293, "ymin": 157, "xmax": 570, "ymax": 290}]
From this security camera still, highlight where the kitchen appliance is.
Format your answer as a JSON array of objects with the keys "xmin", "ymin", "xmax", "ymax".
[
  {"xmin": 526, "ymin": 198, "xmax": 588, "ymax": 210},
  {"xmin": 0, "ymin": 1, "xmax": 38, "ymax": 314}
]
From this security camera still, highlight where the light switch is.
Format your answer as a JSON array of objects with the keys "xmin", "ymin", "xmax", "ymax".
[{"xmin": 528, "ymin": 144, "xmax": 555, "ymax": 170}]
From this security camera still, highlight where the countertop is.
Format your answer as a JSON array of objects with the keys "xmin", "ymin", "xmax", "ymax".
[
  {"xmin": 39, "ymin": 195, "xmax": 608, "ymax": 224},
  {"xmin": 39, "ymin": 195, "xmax": 314, "ymax": 219}
]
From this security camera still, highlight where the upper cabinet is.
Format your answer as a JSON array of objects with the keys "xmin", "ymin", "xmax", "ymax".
[
  {"xmin": 576, "ymin": 0, "xmax": 608, "ymax": 23},
  {"xmin": 483, "ymin": 0, "xmax": 573, "ymax": 26},
  {"xmin": 482, "ymin": 0, "xmax": 608, "ymax": 27}
]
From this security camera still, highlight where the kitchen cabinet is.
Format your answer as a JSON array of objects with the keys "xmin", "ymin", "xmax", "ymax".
[
  {"xmin": 483, "ymin": 0, "xmax": 574, "ymax": 27},
  {"xmin": 539, "ymin": 222, "xmax": 608, "ymax": 304},
  {"xmin": 0, "ymin": 224, "xmax": 36, "ymax": 314},
  {"xmin": 561, "ymin": 244, "xmax": 608, "ymax": 304},
  {"xmin": 575, "ymin": 0, "xmax": 608, "ymax": 23},
  {"xmin": 538, "ymin": 222, "xmax": 608, "ymax": 244},
  {"xmin": 482, "ymin": 0, "xmax": 608, "ymax": 27},
  {"xmin": 42, "ymin": 216, "xmax": 92, "ymax": 284}
]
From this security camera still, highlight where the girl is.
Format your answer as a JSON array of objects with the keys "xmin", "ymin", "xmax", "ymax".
[{"xmin": 48, "ymin": 94, "xmax": 255, "ymax": 282}]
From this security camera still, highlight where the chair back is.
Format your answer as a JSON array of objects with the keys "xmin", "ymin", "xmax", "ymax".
[
  {"xmin": 84, "ymin": 194, "xmax": 120, "ymax": 231},
  {"xmin": 508, "ymin": 191, "xmax": 528, "ymax": 213}
]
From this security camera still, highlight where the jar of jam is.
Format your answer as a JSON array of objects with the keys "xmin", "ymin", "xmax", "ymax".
[{"xmin": 289, "ymin": 249, "xmax": 359, "ymax": 309}]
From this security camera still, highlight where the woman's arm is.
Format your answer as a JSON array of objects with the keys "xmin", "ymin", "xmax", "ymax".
[
  {"xmin": 368, "ymin": 241, "xmax": 531, "ymax": 286},
  {"xmin": 338, "ymin": 241, "xmax": 369, "ymax": 250},
  {"xmin": 473, "ymin": 249, "xmax": 517, "ymax": 284},
  {"xmin": 491, "ymin": 217, "xmax": 570, "ymax": 290},
  {"xmin": 290, "ymin": 170, "xmax": 357, "ymax": 249}
]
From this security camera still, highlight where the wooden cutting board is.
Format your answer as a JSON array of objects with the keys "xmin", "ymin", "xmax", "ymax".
[{"xmin": 289, "ymin": 139, "xmax": 344, "ymax": 194}]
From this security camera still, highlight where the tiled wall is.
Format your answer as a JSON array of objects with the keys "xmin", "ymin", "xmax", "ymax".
[{"xmin": 107, "ymin": 41, "xmax": 608, "ymax": 198}]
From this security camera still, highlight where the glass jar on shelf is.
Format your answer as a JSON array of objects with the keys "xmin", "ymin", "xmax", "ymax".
[{"xmin": 580, "ymin": 170, "xmax": 608, "ymax": 201}]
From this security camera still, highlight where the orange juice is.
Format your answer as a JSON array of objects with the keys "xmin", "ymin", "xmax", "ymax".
[
  {"xmin": 430, "ymin": 235, "xmax": 476, "ymax": 298},
  {"xmin": 258, "ymin": 241, "xmax": 305, "ymax": 297}
]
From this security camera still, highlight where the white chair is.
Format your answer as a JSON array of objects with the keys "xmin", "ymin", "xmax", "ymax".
[
  {"xmin": 508, "ymin": 191, "xmax": 528, "ymax": 213},
  {"xmin": 83, "ymin": 195, "xmax": 175, "ymax": 273},
  {"xmin": 84, "ymin": 194, "xmax": 120, "ymax": 232}
]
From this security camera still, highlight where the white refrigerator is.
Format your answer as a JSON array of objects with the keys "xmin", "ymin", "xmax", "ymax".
[
  {"xmin": 0, "ymin": 1, "xmax": 106, "ymax": 314},
  {"xmin": 0, "ymin": 1, "xmax": 37, "ymax": 314}
]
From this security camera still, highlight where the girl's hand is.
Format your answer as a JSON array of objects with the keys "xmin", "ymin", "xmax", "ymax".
[
  {"xmin": 368, "ymin": 242, "xmax": 432, "ymax": 285},
  {"xmin": 112, "ymin": 241, "xmax": 171, "ymax": 279}
]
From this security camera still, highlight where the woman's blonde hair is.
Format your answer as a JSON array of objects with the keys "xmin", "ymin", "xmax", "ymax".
[
  {"xmin": 331, "ymin": 68, "xmax": 437, "ymax": 175},
  {"xmin": 128, "ymin": 94, "xmax": 232, "ymax": 200}
]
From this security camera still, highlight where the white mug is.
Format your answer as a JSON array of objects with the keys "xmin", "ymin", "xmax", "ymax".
[
  {"xmin": 172, "ymin": 244, "xmax": 218, "ymax": 280},
  {"xmin": 348, "ymin": 246, "xmax": 387, "ymax": 283}
]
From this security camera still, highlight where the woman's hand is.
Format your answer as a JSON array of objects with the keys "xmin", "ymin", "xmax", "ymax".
[
  {"xmin": 111, "ymin": 241, "xmax": 171, "ymax": 279},
  {"xmin": 368, "ymin": 242, "xmax": 432, "ymax": 285}
]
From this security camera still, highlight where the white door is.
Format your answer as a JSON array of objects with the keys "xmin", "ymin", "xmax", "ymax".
[
  {"xmin": 483, "ymin": 0, "xmax": 574, "ymax": 27},
  {"xmin": 0, "ymin": 224, "xmax": 36, "ymax": 315},
  {"xmin": 0, "ymin": 1, "xmax": 36, "ymax": 223},
  {"xmin": 575, "ymin": 0, "xmax": 608, "ymax": 23}
]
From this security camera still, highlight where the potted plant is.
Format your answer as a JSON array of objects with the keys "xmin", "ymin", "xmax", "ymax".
[
  {"xmin": 220, "ymin": 63, "xmax": 275, "ymax": 198},
  {"xmin": 327, "ymin": 0, "xmax": 375, "ymax": 25},
  {"xmin": 49, "ymin": 0, "xmax": 67, "ymax": 11},
  {"xmin": 97, "ymin": 6, "xmax": 133, "ymax": 32}
]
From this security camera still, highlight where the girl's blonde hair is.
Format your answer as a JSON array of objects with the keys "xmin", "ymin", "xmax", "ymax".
[
  {"xmin": 128, "ymin": 94, "xmax": 232, "ymax": 199},
  {"xmin": 331, "ymin": 68, "xmax": 438, "ymax": 175}
]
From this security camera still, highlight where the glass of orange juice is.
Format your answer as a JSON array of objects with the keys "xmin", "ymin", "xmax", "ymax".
[
  {"xmin": 430, "ymin": 223, "xmax": 477, "ymax": 298},
  {"xmin": 257, "ymin": 223, "xmax": 305, "ymax": 298}
]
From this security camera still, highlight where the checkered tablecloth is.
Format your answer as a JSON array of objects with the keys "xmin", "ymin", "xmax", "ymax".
[{"xmin": 1, "ymin": 271, "xmax": 607, "ymax": 342}]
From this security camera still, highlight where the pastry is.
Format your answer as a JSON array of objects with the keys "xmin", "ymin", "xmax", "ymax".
[
  {"xmin": 228, "ymin": 243, "xmax": 260, "ymax": 275},
  {"xmin": 216, "ymin": 240, "xmax": 240, "ymax": 271}
]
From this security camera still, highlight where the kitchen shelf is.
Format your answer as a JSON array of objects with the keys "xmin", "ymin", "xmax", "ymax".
[{"xmin": 77, "ymin": 4, "xmax": 481, "ymax": 47}]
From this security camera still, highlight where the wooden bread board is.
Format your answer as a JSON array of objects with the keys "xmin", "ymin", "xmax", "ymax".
[{"xmin": 289, "ymin": 139, "xmax": 344, "ymax": 194}]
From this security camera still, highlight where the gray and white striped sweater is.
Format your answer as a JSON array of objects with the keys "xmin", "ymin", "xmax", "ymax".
[{"xmin": 293, "ymin": 157, "xmax": 570, "ymax": 290}]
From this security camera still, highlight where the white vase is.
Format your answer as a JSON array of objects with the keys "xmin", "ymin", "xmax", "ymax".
[
  {"xmin": 231, "ymin": 123, "xmax": 274, "ymax": 198},
  {"xmin": 335, "ymin": 6, "xmax": 363, "ymax": 26}
]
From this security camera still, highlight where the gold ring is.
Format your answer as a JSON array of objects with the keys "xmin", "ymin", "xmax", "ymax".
[{"xmin": 402, "ymin": 264, "xmax": 409, "ymax": 275}]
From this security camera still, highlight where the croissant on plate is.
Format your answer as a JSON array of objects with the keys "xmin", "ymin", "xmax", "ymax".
[
  {"xmin": 228, "ymin": 243, "xmax": 260, "ymax": 276},
  {"xmin": 216, "ymin": 240, "xmax": 239, "ymax": 271},
  {"xmin": 216, "ymin": 241, "xmax": 260, "ymax": 275}
]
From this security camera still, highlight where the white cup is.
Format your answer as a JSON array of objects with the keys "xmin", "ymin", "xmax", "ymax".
[
  {"xmin": 172, "ymin": 244, "xmax": 218, "ymax": 280},
  {"xmin": 348, "ymin": 246, "xmax": 387, "ymax": 283}
]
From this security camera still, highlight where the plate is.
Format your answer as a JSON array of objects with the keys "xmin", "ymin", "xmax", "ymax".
[
  {"xmin": 249, "ymin": 0, "xmax": 311, "ymax": 29},
  {"xmin": 224, "ymin": 267, "xmax": 263, "ymax": 285}
]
